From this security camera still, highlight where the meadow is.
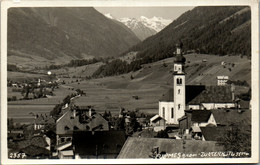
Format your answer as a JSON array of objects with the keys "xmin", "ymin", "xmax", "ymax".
[{"xmin": 7, "ymin": 54, "xmax": 251, "ymax": 123}]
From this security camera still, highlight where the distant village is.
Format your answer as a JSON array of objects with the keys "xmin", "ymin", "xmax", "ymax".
[{"xmin": 7, "ymin": 43, "xmax": 251, "ymax": 159}]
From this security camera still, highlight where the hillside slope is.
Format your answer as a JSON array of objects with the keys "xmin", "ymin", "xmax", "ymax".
[
  {"xmin": 7, "ymin": 7, "xmax": 140, "ymax": 68},
  {"xmin": 125, "ymin": 6, "xmax": 251, "ymax": 62},
  {"xmin": 44, "ymin": 54, "xmax": 250, "ymax": 113}
]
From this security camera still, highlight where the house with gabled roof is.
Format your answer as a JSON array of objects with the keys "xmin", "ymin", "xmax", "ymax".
[
  {"xmin": 150, "ymin": 115, "xmax": 166, "ymax": 132},
  {"xmin": 179, "ymin": 109, "xmax": 251, "ymax": 140},
  {"xmin": 56, "ymin": 105, "xmax": 109, "ymax": 146}
]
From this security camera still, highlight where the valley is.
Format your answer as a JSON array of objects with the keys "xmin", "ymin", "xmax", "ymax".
[{"xmin": 8, "ymin": 54, "xmax": 251, "ymax": 123}]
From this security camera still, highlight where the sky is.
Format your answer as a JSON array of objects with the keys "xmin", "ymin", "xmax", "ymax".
[{"xmin": 95, "ymin": 7, "xmax": 194, "ymax": 20}]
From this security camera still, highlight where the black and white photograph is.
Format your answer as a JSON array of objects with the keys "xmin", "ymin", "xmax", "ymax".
[{"xmin": 1, "ymin": 0, "xmax": 259, "ymax": 164}]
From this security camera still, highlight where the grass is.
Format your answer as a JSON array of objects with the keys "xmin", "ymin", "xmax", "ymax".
[
  {"xmin": 8, "ymin": 105, "xmax": 55, "ymax": 123},
  {"xmin": 7, "ymin": 54, "xmax": 251, "ymax": 123}
]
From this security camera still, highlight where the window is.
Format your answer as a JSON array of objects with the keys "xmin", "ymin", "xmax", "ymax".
[
  {"xmin": 178, "ymin": 104, "xmax": 181, "ymax": 110},
  {"xmin": 171, "ymin": 108, "xmax": 174, "ymax": 118},
  {"xmin": 178, "ymin": 89, "xmax": 181, "ymax": 94},
  {"xmin": 162, "ymin": 107, "xmax": 165, "ymax": 118},
  {"xmin": 177, "ymin": 78, "xmax": 182, "ymax": 85}
]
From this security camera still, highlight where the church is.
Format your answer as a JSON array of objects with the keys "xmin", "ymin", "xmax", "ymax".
[{"xmin": 157, "ymin": 42, "xmax": 236, "ymax": 125}]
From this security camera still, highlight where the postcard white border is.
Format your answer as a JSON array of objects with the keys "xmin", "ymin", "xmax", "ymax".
[{"xmin": 1, "ymin": 0, "xmax": 259, "ymax": 164}]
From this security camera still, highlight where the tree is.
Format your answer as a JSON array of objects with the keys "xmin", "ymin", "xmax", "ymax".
[
  {"xmin": 115, "ymin": 117, "xmax": 125, "ymax": 130},
  {"xmin": 217, "ymin": 123, "xmax": 251, "ymax": 157},
  {"xmin": 8, "ymin": 118, "xmax": 14, "ymax": 131},
  {"xmin": 156, "ymin": 130, "xmax": 169, "ymax": 138}
]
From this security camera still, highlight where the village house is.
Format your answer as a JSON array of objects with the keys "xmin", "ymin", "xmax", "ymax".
[
  {"xmin": 178, "ymin": 109, "xmax": 251, "ymax": 140},
  {"xmin": 34, "ymin": 114, "xmax": 55, "ymax": 130},
  {"xmin": 217, "ymin": 76, "xmax": 229, "ymax": 86},
  {"xmin": 149, "ymin": 115, "xmax": 166, "ymax": 132},
  {"xmin": 55, "ymin": 105, "xmax": 109, "ymax": 158},
  {"xmin": 8, "ymin": 135, "xmax": 51, "ymax": 159}
]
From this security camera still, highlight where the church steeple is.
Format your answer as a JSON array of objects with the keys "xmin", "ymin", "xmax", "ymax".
[
  {"xmin": 173, "ymin": 41, "xmax": 186, "ymax": 124},
  {"xmin": 174, "ymin": 41, "xmax": 186, "ymax": 74}
]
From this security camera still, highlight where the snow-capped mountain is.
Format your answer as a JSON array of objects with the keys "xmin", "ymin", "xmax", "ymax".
[
  {"xmin": 104, "ymin": 13, "xmax": 114, "ymax": 19},
  {"xmin": 105, "ymin": 14, "xmax": 172, "ymax": 40},
  {"xmin": 138, "ymin": 16, "xmax": 172, "ymax": 32}
]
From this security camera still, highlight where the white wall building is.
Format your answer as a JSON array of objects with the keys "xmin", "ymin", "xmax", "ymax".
[{"xmin": 217, "ymin": 76, "xmax": 229, "ymax": 86}]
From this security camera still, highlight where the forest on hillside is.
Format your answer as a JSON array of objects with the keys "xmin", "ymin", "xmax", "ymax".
[
  {"xmin": 91, "ymin": 6, "xmax": 251, "ymax": 78},
  {"xmin": 125, "ymin": 6, "xmax": 251, "ymax": 61}
]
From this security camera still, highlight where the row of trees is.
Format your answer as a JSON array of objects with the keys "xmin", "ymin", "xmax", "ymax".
[
  {"xmin": 20, "ymin": 82, "xmax": 58, "ymax": 100},
  {"xmin": 227, "ymin": 80, "xmax": 249, "ymax": 87},
  {"xmin": 92, "ymin": 59, "xmax": 142, "ymax": 78},
  {"xmin": 102, "ymin": 110, "xmax": 142, "ymax": 136},
  {"xmin": 36, "ymin": 57, "xmax": 115, "ymax": 71},
  {"xmin": 49, "ymin": 92, "xmax": 79, "ymax": 120}
]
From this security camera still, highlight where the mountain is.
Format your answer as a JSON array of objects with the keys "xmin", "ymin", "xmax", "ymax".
[
  {"xmin": 124, "ymin": 6, "xmax": 251, "ymax": 62},
  {"xmin": 7, "ymin": 7, "xmax": 140, "ymax": 68},
  {"xmin": 105, "ymin": 14, "xmax": 172, "ymax": 41},
  {"xmin": 138, "ymin": 16, "xmax": 172, "ymax": 32}
]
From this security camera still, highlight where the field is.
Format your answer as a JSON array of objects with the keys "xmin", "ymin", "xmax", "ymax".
[
  {"xmin": 8, "ymin": 85, "xmax": 76, "ymax": 123},
  {"xmin": 7, "ymin": 54, "xmax": 251, "ymax": 123}
]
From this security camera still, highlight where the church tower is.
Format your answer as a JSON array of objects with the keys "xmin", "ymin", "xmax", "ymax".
[{"xmin": 173, "ymin": 42, "xmax": 186, "ymax": 124}]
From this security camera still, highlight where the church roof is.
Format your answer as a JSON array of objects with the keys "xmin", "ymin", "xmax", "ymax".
[
  {"xmin": 189, "ymin": 86, "xmax": 233, "ymax": 104},
  {"xmin": 159, "ymin": 85, "xmax": 233, "ymax": 104}
]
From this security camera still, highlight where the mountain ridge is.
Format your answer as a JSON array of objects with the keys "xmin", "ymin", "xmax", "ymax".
[
  {"xmin": 104, "ymin": 14, "xmax": 172, "ymax": 40},
  {"xmin": 124, "ymin": 6, "xmax": 251, "ymax": 62},
  {"xmin": 7, "ymin": 7, "xmax": 140, "ymax": 68}
]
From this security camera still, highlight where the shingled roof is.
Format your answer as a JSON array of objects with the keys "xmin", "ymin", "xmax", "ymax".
[
  {"xmin": 189, "ymin": 86, "xmax": 233, "ymax": 104},
  {"xmin": 200, "ymin": 127, "xmax": 228, "ymax": 141},
  {"xmin": 20, "ymin": 145, "xmax": 50, "ymax": 157},
  {"xmin": 72, "ymin": 131, "xmax": 126, "ymax": 156},
  {"xmin": 17, "ymin": 136, "xmax": 48, "ymax": 149},
  {"xmin": 117, "ymin": 137, "xmax": 224, "ymax": 158},
  {"xmin": 191, "ymin": 110, "xmax": 212, "ymax": 123},
  {"xmin": 159, "ymin": 85, "xmax": 233, "ymax": 104},
  {"xmin": 56, "ymin": 108, "xmax": 109, "ymax": 135},
  {"xmin": 211, "ymin": 109, "xmax": 251, "ymax": 126}
]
